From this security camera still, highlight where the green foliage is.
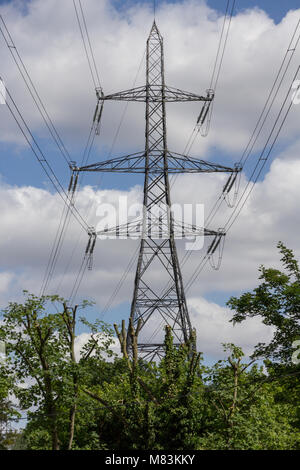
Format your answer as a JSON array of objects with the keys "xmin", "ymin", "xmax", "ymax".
[
  {"xmin": 0, "ymin": 357, "xmax": 20, "ymax": 449},
  {"xmin": 226, "ymin": 242, "xmax": 300, "ymax": 448},
  {"xmin": 1, "ymin": 242, "xmax": 300, "ymax": 451},
  {"xmin": 0, "ymin": 291, "xmax": 116, "ymax": 450},
  {"xmin": 198, "ymin": 344, "xmax": 299, "ymax": 449},
  {"xmin": 227, "ymin": 242, "xmax": 300, "ymax": 364}
]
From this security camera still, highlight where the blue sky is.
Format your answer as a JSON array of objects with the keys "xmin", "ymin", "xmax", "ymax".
[
  {"xmin": 209, "ymin": 0, "xmax": 300, "ymax": 23},
  {"xmin": 111, "ymin": 0, "xmax": 300, "ymax": 24},
  {"xmin": 0, "ymin": 0, "xmax": 300, "ymax": 361}
]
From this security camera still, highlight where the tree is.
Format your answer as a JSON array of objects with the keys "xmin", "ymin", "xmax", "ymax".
[
  {"xmin": 83, "ymin": 321, "xmax": 204, "ymax": 450},
  {"xmin": 0, "ymin": 292, "xmax": 116, "ymax": 450},
  {"xmin": 198, "ymin": 344, "xmax": 299, "ymax": 450},
  {"xmin": 3, "ymin": 256, "xmax": 300, "ymax": 451}
]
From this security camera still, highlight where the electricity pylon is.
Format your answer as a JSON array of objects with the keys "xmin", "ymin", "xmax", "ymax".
[{"xmin": 71, "ymin": 21, "xmax": 240, "ymax": 360}]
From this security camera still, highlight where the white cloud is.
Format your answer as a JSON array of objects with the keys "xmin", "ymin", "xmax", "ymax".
[
  {"xmin": 0, "ymin": 271, "xmax": 15, "ymax": 293},
  {"xmin": 74, "ymin": 332, "xmax": 120, "ymax": 362},
  {"xmin": 188, "ymin": 296, "xmax": 274, "ymax": 359},
  {"xmin": 137, "ymin": 295, "xmax": 274, "ymax": 360},
  {"xmin": 1, "ymin": 141, "xmax": 300, "ymax": 307}
]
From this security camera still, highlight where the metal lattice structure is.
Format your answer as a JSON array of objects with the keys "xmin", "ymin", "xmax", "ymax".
[{"xmin": 73, "ymin": 21, "xmax": 240, "ymax": 360}]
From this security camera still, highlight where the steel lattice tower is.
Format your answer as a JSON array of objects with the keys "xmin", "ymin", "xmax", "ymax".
[
  {"xmin": 73, "ymin": 21, "xmax": 240, "ymax": 360},
  {"xmin": 130, "ymin": 22, "xmax": 193, "ymax": 358}
]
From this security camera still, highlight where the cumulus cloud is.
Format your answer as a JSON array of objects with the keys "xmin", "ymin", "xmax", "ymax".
[
  {"xmin": 188, "ymin": 297, "xmax": 274, "ymax": 359},
  {"xmin": 74, "ymin": 332, "xmax": 121, "ymax": 362},
  {"xmin": 138, "ymin": 295, "xmax": 274, "ymax": 359}
]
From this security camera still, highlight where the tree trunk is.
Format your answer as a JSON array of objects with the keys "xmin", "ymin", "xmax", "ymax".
[{"xmin": 68, "ymin": 403, "xmax": 77, "ymax": 450}]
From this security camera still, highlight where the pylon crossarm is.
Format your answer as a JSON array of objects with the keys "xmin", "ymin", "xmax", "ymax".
[
  {"xmin": 168, "ymin": 152, "xmax": 242, "ymax": 173},
  {"xmin": 165, "ymin": 86, "xmax": 212, "ymax": 102},
  {"xmin": 77, "ymin": 152, "xmax": 146, "ymax": 173},
  {"xmin": 96, "ymin": 217, "xmax": 224, "ymax": 239},
  {"xmin": 172, "ymin": 220, "xmax": 225, "ymax": 238},
  {"xmin": 76, "ymin": 151, "xmax": 239, "ymax": 174},
  {"xmin": 100, "ymin": 85, "xmax": 210, "ymax": 103},
  {"xmin": 97, "ymin": 219, "xmax": 143, "ymax": 239}
]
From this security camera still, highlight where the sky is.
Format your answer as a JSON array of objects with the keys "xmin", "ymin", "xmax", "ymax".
[{"xmin": 0, "ymin": 0, "xmax": 300, "ymax": 363}]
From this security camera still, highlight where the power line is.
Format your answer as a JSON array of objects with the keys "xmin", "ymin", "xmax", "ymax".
[
  {"xmin": 0, "ymin": 15, "xmax": 72, "ymax": 166},
  {"xmin": 182, "ymin": 0, "xmax": 235, "ymax": 158},
  {"xmin": 40, "ymin": 201, "xmax": 73, "ymax": 296},
  {"xmin": 1, "ymin": 85, "xmax": 92, "ymax": 299},
  {"xmin": 54, "ymin": 0, "xmax": 109, "ymax": 303},
  {"xmin": 65, "ymin": 47, "xmax": 146, "ymax": 307},
  {"xmin": 78, "ymin": 0, "xmax": 102, "ymax": 89},
  {"xmin": 40, "ymin": 0, "xmax": 107, "ymax": 297},
  {"xmin": 69, "ymin": 253, "xmax": 89, "ymax": 305},
  {"xmin": 225, "ymin": 66, "xmax": 300, "ymax": 233},
  {"xmin": 0, "ymin": 14, "xmax": 99, "ymax": 297},
  {"xmin": 53, "ymin": 112, "xmax": 102, "ymax": 298},
  {"xmin": 0, "ymin": 10, "xmax": 104, "ymax": 298},
  {"xmin": 1, "ymin": 85, "xmax": 90, "ymax": 234},
  {"xmin": 178, "ymin": 13, "xmax": 300, "ymax": 290},
  {"xmin": 184, "ymin": 65, "xmax": 300, "ymax": 293},
  {"xmin": 99, "ymin": 245, "xmax": 140, "ymax": 318},
  {"xmin": 238, "ymin": 16, "xmax": 300, "ymax": 168},
  {"xmin": 73, "ymin": 0, "xmax": 102, "ymax": 91}
]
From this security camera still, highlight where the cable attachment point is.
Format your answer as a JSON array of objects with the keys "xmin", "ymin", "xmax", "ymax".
[
  {"xmin": 222, "ymin": 163, "xmax": 242, "ymax": 208},
  {"xmin": 85, "ymin": 227, "xmax": 97, "ymax": 271},
  {"xmin": 68, "ymin": 162, "xmax": 80, "ymax": 200},
  {"xmin": 94, "ymin": 88, "xmax": 105, "ymax": 135},
  {"xmin": 196, "ymin": 88, "xmax": 214, "ymax": 137},
  {"xmin": 207, "ymin": 228, "xmax": 226, "ymax": 270}
]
